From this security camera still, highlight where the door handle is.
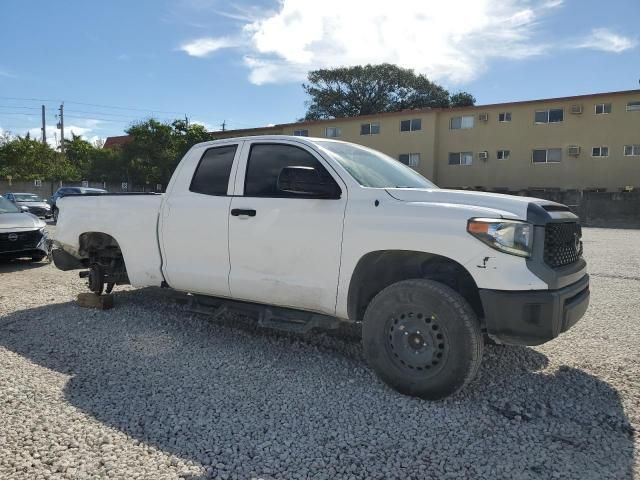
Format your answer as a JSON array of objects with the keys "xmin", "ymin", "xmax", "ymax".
[{"xmin": 231, "ymin": 208, "xmax": 256, "ymax": 217}]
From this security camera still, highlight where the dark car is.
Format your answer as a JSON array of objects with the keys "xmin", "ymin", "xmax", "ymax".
[
  {"xmin": 50, "ymin": 187, "xmax": 107, "ymax": 221},
  {"xmin": 0, "ymin": 196, "xmax": 49, "ymax": 262},
  {"xmin": 3, "ymin": 192, "xmax": 52, "ymax": 218}
]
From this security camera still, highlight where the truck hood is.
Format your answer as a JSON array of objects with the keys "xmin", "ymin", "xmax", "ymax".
[
  {"xmin": 0, "ymin": 212, "xmax": 46, "ymax": 230},
  {"xmin": 384, "ymin": 188, "xmax": 566, "ymax": 221}
]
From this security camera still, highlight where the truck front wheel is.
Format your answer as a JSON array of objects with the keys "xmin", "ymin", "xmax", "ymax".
[{"xmin": 362, "ymin": 279, "xmax": 483, "ymax": 400}]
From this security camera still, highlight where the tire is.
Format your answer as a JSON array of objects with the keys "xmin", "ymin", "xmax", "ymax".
[
  {"xmin": 31, "ymin": 255, "xmax": 46, "ymax": 262},
  {"xmin": 52, "ymin": 208, "xmax": 58, "ymax": 222},
  {"xmin": 362, "ymin": 279, "xmax": 483, "ymax": 400}
]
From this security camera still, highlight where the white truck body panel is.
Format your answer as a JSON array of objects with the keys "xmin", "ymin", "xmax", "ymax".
[{"xmin": 55, "ymin": 194, "xmax": 164, "ymax": 287}]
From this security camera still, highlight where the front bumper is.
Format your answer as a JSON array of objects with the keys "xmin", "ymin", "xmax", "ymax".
[
  {"xmin": 479, "ymin": 274, "xmax": 590, "ymax": 346},
  {"xmin": 0, "ymin": 229, "xmax": 50, "ymax": 259}
]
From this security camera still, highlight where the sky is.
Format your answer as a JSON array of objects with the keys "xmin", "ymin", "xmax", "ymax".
[{"xmin": 0, "ymin": 0, "xmax": 638, "ymax": 145}]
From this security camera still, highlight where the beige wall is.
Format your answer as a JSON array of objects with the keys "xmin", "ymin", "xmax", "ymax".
[
  {"xmin": 211, "ymin": 90, "xmax": 640, "ymax": 192},
  {"xmin": 434, "ymin": 91, "xmax": 640, "ymax": 191}
]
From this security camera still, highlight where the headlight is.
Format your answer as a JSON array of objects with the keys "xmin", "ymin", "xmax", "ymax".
[{"xmin": 467, "ymin": 218, "xmax": 533, "ymax": 257}]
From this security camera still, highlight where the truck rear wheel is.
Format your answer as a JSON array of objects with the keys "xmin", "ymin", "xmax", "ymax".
[{"xmin": 362, "ymin": 279, "xmax": 483, "ymax": 400}]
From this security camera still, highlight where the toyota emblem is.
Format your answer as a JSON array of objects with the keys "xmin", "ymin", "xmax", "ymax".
[{"xmin": 8, "ymin": 233, "xmax": 18, "ymax": 242}]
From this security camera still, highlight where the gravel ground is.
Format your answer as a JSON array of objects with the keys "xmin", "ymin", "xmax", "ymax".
[{"xmin": 0, "ymin": 227, "xmax": 638, "ymax": 479}]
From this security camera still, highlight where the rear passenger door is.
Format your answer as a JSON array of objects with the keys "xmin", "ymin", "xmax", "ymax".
[{"xmin": 160, "ymin": 142, "xmax": 241, "ymax": 296}]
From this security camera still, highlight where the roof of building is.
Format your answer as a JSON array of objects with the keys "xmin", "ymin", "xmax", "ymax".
[
  {"xmin": 103, "ymin": 135, "xmax": 132, "ymax": 148},
  {"xmin": 103, "ymin": 88, "xmax": 640, "ymax": 147}
]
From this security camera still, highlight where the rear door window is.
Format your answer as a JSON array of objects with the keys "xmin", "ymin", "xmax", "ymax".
[{"xmin": 190, "ymin": 145, "xmax": 238, "ymax": 196}]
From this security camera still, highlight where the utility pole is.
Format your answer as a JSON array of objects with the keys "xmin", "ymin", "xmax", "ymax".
[
  {"xmin": 41, "ymin": 105, "xmax": 46, "ymax": 144},
  {"xmin": 221, "ymin": 120, "xmax": 226, "ymax": 132},
  {"xmin": 57, "ymin": 103, "xmax": 65, "ymax": 153}
]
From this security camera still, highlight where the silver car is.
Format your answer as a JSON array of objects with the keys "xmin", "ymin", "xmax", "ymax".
[
  {"xmin": 4, "ymin": 192, "xmax": 52, "ymax": 218},
  {"xmin": 0, "ymin": 196, "xmax": 49, "ymax": 261}
]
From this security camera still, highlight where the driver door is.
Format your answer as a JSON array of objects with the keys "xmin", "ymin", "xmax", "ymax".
[{"xmin": 228, "ymin": 140, "xmax": 347, "ymax": 315}]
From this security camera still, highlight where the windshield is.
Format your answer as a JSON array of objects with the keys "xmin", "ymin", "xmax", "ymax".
[
  {"xmin": 14, "ymin": 193, "xmax": 44, "ymax": 202},
  {"xmin": 0, "ymin": 197, "xmax": 20, "ymax": 214},
  {"xmin": 314, "ymin": 141, "xmax": 437, "ymax": 189}
]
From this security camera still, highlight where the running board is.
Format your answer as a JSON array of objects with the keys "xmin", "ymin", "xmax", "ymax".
[{"xmin": 186, "ymin": 295, "xmax": 345, "ymax": 334}]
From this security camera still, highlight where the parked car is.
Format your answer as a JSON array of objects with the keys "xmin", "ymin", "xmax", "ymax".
[
  {"xmin": 3, "ymin": 192, "xmax": 52, "ymax": 218},
  {"xmin": 51, "ymin": 136, "xmax": 589, "ymax": 399},
  {"xmin": 50, "ymin": 187, "xmax": 107, "ymax": 221},
  {"xmin": 0, "ymin": 196, "xmax": 49, "ymax": 262}
]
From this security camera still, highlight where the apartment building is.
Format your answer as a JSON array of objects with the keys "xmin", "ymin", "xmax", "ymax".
[{"xmin": 106, "ymin": 89, "xmax": 640, "ymax": 191}]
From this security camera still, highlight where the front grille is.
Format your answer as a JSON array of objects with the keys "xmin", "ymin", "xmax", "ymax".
[
  {"xmin": 544, "ymin": 222, "xmax": 583, "ymax": 268},
  {"xmin": 0, "ymin": 229, "xmax": 42, "ymax": 252}
]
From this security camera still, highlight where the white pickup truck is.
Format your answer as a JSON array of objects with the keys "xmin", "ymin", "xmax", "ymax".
[{"xmin": 52, "ymin": 136, "xmax": 589, "ymax": 399}]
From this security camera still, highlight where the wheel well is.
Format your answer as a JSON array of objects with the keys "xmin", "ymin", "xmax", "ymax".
[
  {"xmin": 78, "ymin": 232, "xmax": 129, "ymax": 285},
  {"xmin": 347, "ymin": 250, "xmax": 484, "ymax": 322},
  {"xmin": 78, "ymin": 232, "xmax": 122, "ymax": 257}
]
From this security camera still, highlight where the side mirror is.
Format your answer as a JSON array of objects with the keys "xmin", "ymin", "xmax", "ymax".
[{"xmin": 277, "ymin": 166, "xmax": 341, "ymax": 199}]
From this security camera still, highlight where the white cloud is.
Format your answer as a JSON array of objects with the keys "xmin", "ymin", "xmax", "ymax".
[
  {"xmin": 178, "ymin": 0, "xmax": 563, "ymax": 85},
  {"xmin": 179, "ymin": 37, "xmax": 236, "ymax": 57},
  {"xmin": 574, "ymin": 28, "xmax": 637, "ymax": 53},
  {"xmin": 24, "ymin": 120, "xmax": 103, "ymax": 148},
  {"xmin": 0, "ymin": 69, "xmax": 17, "ymax": 79},
  {"xmin": 191, "ymin": 119, "xmax": 215, "ymax": 130}
]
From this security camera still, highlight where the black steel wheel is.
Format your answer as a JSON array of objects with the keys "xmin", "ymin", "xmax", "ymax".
[
  {"xmin": 363, "ymin": 278, "xmax": 483, "ymax": 400},
  {"xmin": 386, "ymin": 311, "xmax": 449, "ymax": 375}
]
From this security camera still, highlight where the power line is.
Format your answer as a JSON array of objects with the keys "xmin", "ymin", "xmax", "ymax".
[
  {"xmin": 0, "ymin": 95, "xmax": 187, "ymax": 115},
  {"xmin": 0, "ymin": 105, "xmax": 41, "ymax": 111},
  {"xmin": 0, "ymin": 111, "xmax": 38, "ymax": 117},
  {"xmin": 64, "ymin": 108, "xmax": 154, "ymax": 120}
]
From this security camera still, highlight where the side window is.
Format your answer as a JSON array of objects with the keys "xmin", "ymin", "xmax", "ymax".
[
  {"xmin": 189, "ymin": 145, "xmax": 237, "ymax": 196},
  {"xmin": 244, "ymin": 143, "xmax": 337, "ymax": 198}
]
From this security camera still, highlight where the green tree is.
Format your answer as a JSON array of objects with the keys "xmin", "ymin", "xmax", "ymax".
[
  {"xmin": 121, "ymin": 118, "xmax": 211, "ymax": 187},
  {"xmin": 449, "ymin": 92, "xmax": 476, "ymax": 107},
  {"xmin": 302, "ymin": 64, "xmax": 475, "ymax": 120},
  {"xmin": 64, "ymin": 133, "xmax": 96, "ymax": 179},
  {"xmin": 0, "ymin": 135, "xmax": 76, "ymax": 181}
]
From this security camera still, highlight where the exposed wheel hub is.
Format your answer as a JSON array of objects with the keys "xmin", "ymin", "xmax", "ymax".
[
  {"xmin": 87, "ymin": 263, "xmax": 105, "ymax": 295},
  {"xmin": 387, "ymin": 312, "xmax": 447, "ymax": 371}
]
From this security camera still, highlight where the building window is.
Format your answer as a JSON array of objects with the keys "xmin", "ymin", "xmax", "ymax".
[
  {"xmin": 325, "ymin": 127, "xmax": 341, "ymax": 138},
  {"xmin": 398, "ymin": 153, "xmax": 420, "ymax": 167},
  {"xmin": 360, "ymin": 122, "xmax": 380, "ymax": 135},
  {"xmin": 497, "ymin": 150, "xmax": 510, "ymax": 160},
  {"xmin": 293, "ymin": 129, "xmax": 309, "ymax": 136},
  {"xmin": 594, "ymin": 103, "xmax": 611, "ymax": 115},
  {"xmin": 624, "ymin": 145, "xmax": 640, "ymax": 156},
  {"xmin": 498, "ymin": 112, "xmax": 512, "ymax": 122},
  {"xmin": 535, "ymin": 108, "xmax": 564, "ymax": 124},
  {"xmin": 532, "ymin": 148, "xmax": 562, "ymax": 164},
  {"xmin": 400, "ymin": 118, "xmax": 421, "ymax": 132},
  {"xmin": 591, "ymin": 146, "xmax": 609, "ymax": 157},
  {"xmin": 448, "ymin": 152, "xmax": 473, "ymax": 166},
  {"xmin": 450, "ymin": 115, "xmax": 474, "ymax": 130},
  {"xmin": 626, "ymin": 101, "xmax": 640, "ymax": 112}
]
